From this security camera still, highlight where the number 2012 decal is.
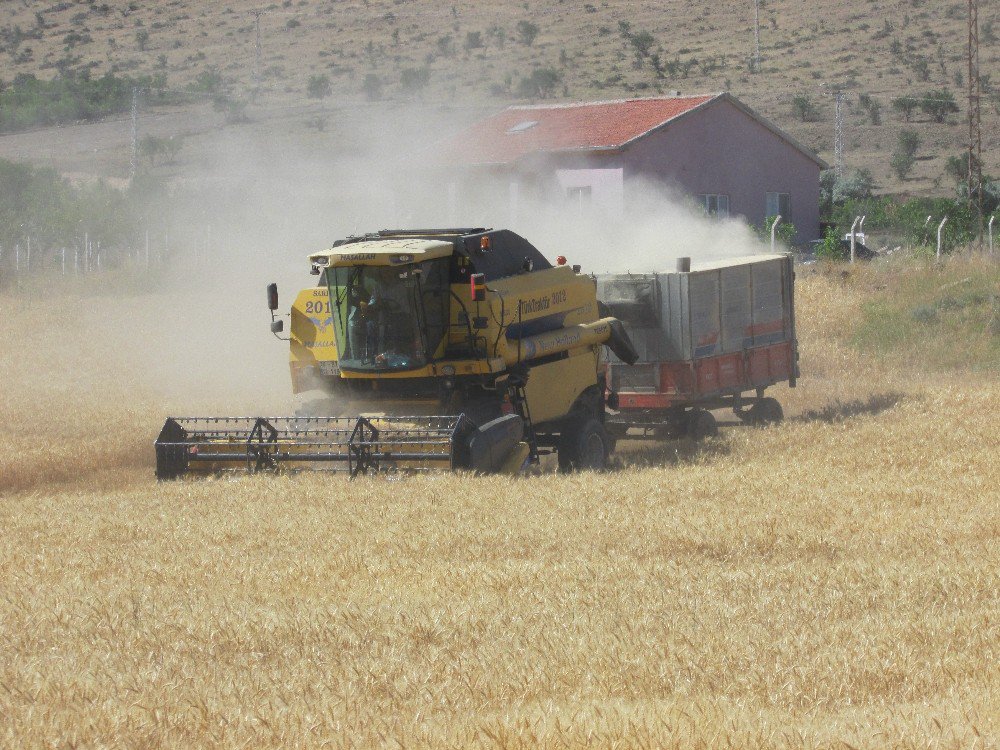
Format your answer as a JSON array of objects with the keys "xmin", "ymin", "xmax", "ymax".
[{"xmin": 304, "ymin": 300, "xmax": 331, "ymax": 314}]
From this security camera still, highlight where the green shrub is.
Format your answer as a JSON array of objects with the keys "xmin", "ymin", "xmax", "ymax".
[
  {"xmin": 815, "ymin": 227, "xmax": 843, "ymax": 261},
  {"xmin": 791, "ymin": 94, "xmax": 819, "ymax": 122},
  {"xmin": 306, "ymin": 74, "xmax": 332, "ymax": 99},
  {"xmin": 0, "ymin": 71, "xmax": 175, "ymax": 133},
  {"xmin": 756, "ymin": 216, "xmax": 797, "ymax": 248},
  {"xmin": 515, "ymin": 20, "xmax": 539, "ymax": 46},
  {"xmin": 920, "ymin": 89, "xmax": 958, "ymax": 123},
  {"xmin": 400, "ymin": 67, "xmax": 431, "ymax": 93},
  {"xmin": 892, "ymin": 95, "xmax": 918, "ymax": 121}
]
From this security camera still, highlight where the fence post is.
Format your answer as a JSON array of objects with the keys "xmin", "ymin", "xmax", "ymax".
[
  {"xmin": 15, "ymin": 243, "xmax": 20, "ymax": 274},
  {"xmin": 850, "ymin": 216, "xmax": 861, "ymax": 263},
  {"xmin": 936, "ymin": 217, "xmax": 948, "ymax": 261},
  {"xmin": 989, "ymin": 215, "xmax": 995, "ymax": 256}
]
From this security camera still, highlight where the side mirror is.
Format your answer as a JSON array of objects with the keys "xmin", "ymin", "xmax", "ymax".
[
  {"xmin": 267, "ymin": 283, "xmax": 279, "ymax": 311},
  {"xmin": 270, "ymin": 320, "xmax": 284, "ymax": 334}
]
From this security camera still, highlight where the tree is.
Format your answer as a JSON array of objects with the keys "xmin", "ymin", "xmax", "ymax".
[
  {"xmin": 791, "ymin": 95, "xmax": 819, "ymax": 122},
  {"xmin": 516, "ymin": 67, "xmax": 561, "ymax": 99},
  {"xmin": 139, "ymin": 134, "xmax": 164, "ymax": 165},
  {"xmin": 515, "ymin": 20, "xmax": 539, "ymax": 46},
  {"xmin": 897, "ymin": 129, "xmax": 920, "ymax": 158},
  {"xmin": 944, "ymin": 152, "xmax": 979, "ymax": 184},
  {"xmin": 629, "ymin": 31, "xmax": 655, "ymax": 63},
  {"xmin": 890, "ymin": 150, "xmax": 915, "ymax": 180},
  {"xmin": 891, "ymin": 129, "xmax": 920, "ymax": 181},
  {"xmin": 135, "ymin": 28, "xmax": 149, "ymax": 52},
  {"xmin": 858, "ymin": 93, "xmax": 881, "ymax": 125},
  {"xmin": 362, "ymin": 73, "xmax": 382, "ymax": 101},
  {"xmin": 464, "ymin": 31, "xmax": 482, "ymax": 50},
  {"xmin": 920, "ymin": 89, "xmax": 958, "ymax": 123},
  {"xmin": 486, "ymin": 25, "xmax": 506, "ymax": 49},
  {"xmin": 306, "ymin": 74, "xmax": 332, "ymax": 99},
  {"xmin": 190, "ymin": 66, "xmax": 223, "ymax": 95},
  {"xmin": 400, "ymin": 67, "xmax": 431, "ymax": 94},
  {"xmin": 892, "ymin": 95, "xmax": 918, "ymax": 122},
  {"xmin": 436, "ymin": 34, "xmax": 454, "ymax": 57}
]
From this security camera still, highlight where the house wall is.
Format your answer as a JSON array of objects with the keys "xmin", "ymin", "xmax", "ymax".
[
  {"xmin": 554, "ymin": 167, "xmax": 625, "ymax": 216},
  {"xmin": 621, "ymin": 98, "xmax": 822, "ymax": 244}
]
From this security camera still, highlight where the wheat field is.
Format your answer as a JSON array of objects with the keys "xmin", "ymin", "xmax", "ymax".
[{"xmin": 1, "ymin": 257, "xmax": 998, "ymax": 748}]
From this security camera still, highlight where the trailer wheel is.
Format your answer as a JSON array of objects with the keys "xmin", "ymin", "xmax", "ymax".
[
  {"xmin": 686, "ymin": 409, "xmax": 718, "ymax": 441},
  {"xmin": 747, "ymin": 397, "xmax": 784, "ymax": 426},
  {"xmin": 558, "ymin": 418, "xmax": 610, "ymax": 472}
]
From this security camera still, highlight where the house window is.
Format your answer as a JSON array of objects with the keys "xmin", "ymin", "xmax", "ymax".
[
  {"xmin": 766, "ymin": 192, "xmax": 790, "ymax": 220},
  {"xmin": 567, "ymin": 185, "xmax": 592, "ymax": 209},
  {"xmin": 699, "ymin": 194, "xmax": 730, "ymax": 217}
]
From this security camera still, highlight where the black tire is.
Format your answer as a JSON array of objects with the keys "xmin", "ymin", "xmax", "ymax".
[
  {"xmin": 746, "ymin": 397, "xmax": 784, "ymax": 426},
  {"xmin": 557, "ymin": 418, "xmax": 610, "ymax": 472},
  {"xmin": 686, "ymin": 409, "xmax": 718, "ymax": 440}
]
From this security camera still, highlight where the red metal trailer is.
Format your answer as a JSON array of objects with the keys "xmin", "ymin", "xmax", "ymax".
[{"xmin": 598, "ymin": 253, "xmax": 798, "ymax": 440}]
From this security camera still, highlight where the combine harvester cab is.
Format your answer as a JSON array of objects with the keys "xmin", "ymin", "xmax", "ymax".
[
  {"xmin": 598, "ymin": 254, "xmax": 799, "ymax": 441},
  {"xmin": 156, "ymin": 228, "xmax": 637, "ymax": 479}
]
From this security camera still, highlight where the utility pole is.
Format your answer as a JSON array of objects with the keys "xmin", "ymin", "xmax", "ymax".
[
  {"xmin": 834, "ymin": 89, "xmax": 845, "ymax": 177},
  {"xmin": 753, "ymin": 0, "xmax": 761, "ymax": 73},
  {"xmin": 130, "ymin": 86, "xmax": 139, "ymax": 179},
  {"xmin": 967, "ymin": 0, "xmax": 983, "ymax": 246}
]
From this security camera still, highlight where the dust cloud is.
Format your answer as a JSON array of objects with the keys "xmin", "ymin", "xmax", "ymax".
[{"xmin": 9, "ymin": 101, "xmax": 773, "ymax": 413}]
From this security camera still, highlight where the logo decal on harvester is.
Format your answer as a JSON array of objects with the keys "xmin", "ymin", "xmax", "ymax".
[
  {"xmin": 518, "ymin": 289, "xmax": 567, "ymax": 316},
  {"xmin": 308, "ymin": 316, "xmax": 333, "ymax": 329}
]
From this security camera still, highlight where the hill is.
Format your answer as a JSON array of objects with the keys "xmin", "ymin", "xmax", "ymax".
[{"xmin": 1, "ymin": 0, "xmax": 998, "ymax": 196}]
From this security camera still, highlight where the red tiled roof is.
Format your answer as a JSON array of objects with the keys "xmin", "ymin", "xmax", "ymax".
[{"xmin": 432, "ymin": 95, "xmax": 719, "ymax": 166}]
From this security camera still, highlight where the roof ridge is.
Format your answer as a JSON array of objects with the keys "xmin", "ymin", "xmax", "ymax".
[{"xmin": 506, "ymin": 93, "xmax": 721, "ymax": 111}]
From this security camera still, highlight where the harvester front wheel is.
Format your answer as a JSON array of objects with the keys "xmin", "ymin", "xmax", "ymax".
[{"xmin": 558, "ymin": 418, "xmax": 610, "ymax": 473}]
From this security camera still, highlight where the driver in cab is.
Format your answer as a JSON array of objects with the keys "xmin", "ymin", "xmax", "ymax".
[{"xmin": 347, "ymin": 273, "xmax": 383, "ymax": 363}]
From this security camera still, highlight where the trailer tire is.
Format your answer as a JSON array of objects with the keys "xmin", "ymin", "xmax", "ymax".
[
  {"xmin": 686, "ymin": 409, "xmax": 718, "ymax": 441},
  {"xmin": 558, "ymin": 418, "xmax": 610, "ymax": 473},
  {"xmin": 747, "ymin": 397, "xmax": 783, "ymax": 426}
]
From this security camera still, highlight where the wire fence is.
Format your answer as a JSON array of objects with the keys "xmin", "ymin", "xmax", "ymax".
[{"xmin": 0, "ymin": 224, "xmax": 223, "ymax": 290}]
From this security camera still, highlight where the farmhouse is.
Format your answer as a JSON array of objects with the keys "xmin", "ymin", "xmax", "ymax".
[{"xmin": 430, "ymin": 93, "xmax": 826, "ymax": 245}]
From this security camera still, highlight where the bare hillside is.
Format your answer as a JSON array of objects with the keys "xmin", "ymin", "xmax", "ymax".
[{"xmin": 1, "ymin": 0, "xmax": 998, "ymax": 194}]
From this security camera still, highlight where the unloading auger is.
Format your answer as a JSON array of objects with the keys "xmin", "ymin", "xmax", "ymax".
[{"xmin": 155, "ymin": 228, "xmax": 638, "ymax": 478}]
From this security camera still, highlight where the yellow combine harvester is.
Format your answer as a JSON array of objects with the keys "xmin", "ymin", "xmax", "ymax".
[{"xmin": 155, "ymin": 228, "xmax": 637, "ymax": 477}]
